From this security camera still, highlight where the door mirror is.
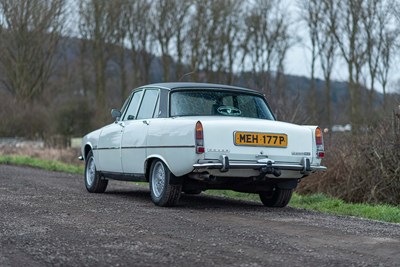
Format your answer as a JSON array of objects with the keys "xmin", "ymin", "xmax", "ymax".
[{"xmin": 111, "ymin": 109, "xmax": 122, "ymax": 120}]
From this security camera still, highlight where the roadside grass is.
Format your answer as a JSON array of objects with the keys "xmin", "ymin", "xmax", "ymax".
[
  {"xmin": 1, "ymin": 155, "xmax": 399, "ymax": 223},
  {"xmin": 205, "ymin": 190, "xmax": 400, "ymax": 223},
  {"xmin": 0, "ymin": 155, "xmax": 84, "ymax": 174}
]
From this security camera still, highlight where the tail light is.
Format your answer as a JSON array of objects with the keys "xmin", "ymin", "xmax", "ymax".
[
  {"xmin": 195, "ymin": 121, "xmax": 205, "ymax": 154},
  {"xmin": 315, "ymin": 127, "xmax": 325, "ymax": 158}
]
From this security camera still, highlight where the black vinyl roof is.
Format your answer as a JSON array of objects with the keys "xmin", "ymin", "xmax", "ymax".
[{"xmin": 138, "ymin": 82, "xmax": 261, "ymax": 94}]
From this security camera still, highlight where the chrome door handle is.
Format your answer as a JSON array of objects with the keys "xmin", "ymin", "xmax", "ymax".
[{"xmin": 142, "ymin": 120, "xmax": 150, "ymax": 125}]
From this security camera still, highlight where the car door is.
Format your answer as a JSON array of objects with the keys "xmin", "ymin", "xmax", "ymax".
[
  {"xmin": 97, "ymin": 90, "xmax": 142, "ymax": 173},
  {"xmin": 96, "ymin": 122, "xmax": 124, "ymax": 173},
  {"xmin": 121, "ymin": 88, "xmax": 160, "ymax": 175}
]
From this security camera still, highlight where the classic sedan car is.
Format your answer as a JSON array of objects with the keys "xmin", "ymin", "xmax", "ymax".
[{"xmin": 81, "ymin": 82, "xmax": 326, "ymax": 207}]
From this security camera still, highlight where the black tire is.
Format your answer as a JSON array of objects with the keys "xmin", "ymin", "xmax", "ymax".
[
  {"xmin": 84, "ymin": 151, "xmax": 108, "ymax": 193},
  {"xmin": 259, "ymin": 188, "xmax": 293, "ymax": 207},
  {"xmin": 149, "ymin": 160, "xmax": 182, "ymax": 207},
  {"xmin": 183, "ymin": 189, "xmax": 202, "ymax": 195}
]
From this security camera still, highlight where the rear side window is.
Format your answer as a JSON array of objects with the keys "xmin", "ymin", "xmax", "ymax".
[
  {"xmin": 137, "ymin": 89, "xmax": 159, "ymax": 120},
  {"xmin": 170, "ymin": 90, "xmax": 274, "ymax": 120}
]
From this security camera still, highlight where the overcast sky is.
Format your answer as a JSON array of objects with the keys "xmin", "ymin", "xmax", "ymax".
[{"xmin": 285, "ymin": 2, "xmax": 399, "ymax": 94}]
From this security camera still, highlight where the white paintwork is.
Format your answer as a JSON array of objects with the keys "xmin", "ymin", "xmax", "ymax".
[
  {"xmin": 146, "ymin": 118, "xmax": 203, "ymax": 177},
  {"xmin": 121, "ymin": 119, "xmax": 148, "ymax": 174},
  {"xmin": 81, "ymin": 88, "xmax": 324, "ymax": 181},
  {"xmin": 82, "ymin": 115, "xmax": 323, "ymax": 178},
  {"xmin": 199, "ymin": 117, "xmax": 314, "ymax": 163},
  {"xmin": 97, "ymin": 123, "xmax": 124, "ymax": 172}
]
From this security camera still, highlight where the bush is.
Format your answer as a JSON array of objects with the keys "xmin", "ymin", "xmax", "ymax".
[
  {"xmin": 0, "ymin": 93, "xmax": 93, "ymax": 147},
  {"xmin": 297, "ymin": 114, "xmax": 400, "ymax": 206},
  {"xmin": 0, "ymin": 93, "xmax": 50, "ymax": 139},
  {"xmin": 49, "ymin": 99, "xmax": 93, "ymax": 147}
]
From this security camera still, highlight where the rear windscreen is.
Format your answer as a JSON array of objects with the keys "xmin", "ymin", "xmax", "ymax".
[{"xmin": 170, "ymin": 90, "xmax": 275, "ymax": 120}]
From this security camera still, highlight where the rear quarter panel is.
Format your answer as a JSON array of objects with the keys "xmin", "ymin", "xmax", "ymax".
[
  {"xmin": 302, "ymin": 125, "xmax": 323, "ymax": 166},
  {"xmin": 146, "ymin": 118, "xmax": 203, "ymax": 177}
]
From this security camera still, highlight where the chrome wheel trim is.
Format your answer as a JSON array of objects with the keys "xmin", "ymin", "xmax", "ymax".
[
  {"xmin": 151, "ymin": 162, "xmax": 165, "ymax": 198},
  {"xmin": 86, "ymin": 157, "xmax": 96, "ymax": 187}
]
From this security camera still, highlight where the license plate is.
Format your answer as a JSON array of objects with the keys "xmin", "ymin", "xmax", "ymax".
[{"xmin": 234, "ymin": 131, "xmax": 288, "ymax": 147}]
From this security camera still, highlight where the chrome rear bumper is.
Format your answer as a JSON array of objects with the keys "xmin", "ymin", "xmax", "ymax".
[{"xmin": 193, "ymin": 156, "xmax": 327, "ymax": 176}]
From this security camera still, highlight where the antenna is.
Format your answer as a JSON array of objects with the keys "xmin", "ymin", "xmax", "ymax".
[{"xmin": 179, "ymin": 71, "xmax": 196, "ymax": 82}]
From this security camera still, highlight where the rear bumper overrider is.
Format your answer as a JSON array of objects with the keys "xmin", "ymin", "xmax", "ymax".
[{"xmin": 193, "ymin": 156, "xmax": 327, "ymax": 177}]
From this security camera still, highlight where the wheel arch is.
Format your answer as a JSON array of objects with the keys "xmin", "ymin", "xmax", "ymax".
[
  {"xmin": 144, "ymin": 155, "xmax": 176, "ymax": 182},
  {"xmin": 84, "ymin": 144, "xmax": 93, "ymax": 160},
  {"xmin": 144, "ymin": 155, "xmax": 166, "ymax": 182}
]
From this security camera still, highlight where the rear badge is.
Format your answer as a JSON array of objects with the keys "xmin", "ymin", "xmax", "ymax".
[
  {"xmin": 208, "ymin": 148, "xmax": 230, "ymax": 153},
  {"xmin": 292, "ymin": 152, "xmax": 311, "ymax": 156}
]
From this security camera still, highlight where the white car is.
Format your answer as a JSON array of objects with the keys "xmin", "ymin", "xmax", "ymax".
[{"xmin": 80, "ymin": 83, "xmax": 326, "ymax": 207}]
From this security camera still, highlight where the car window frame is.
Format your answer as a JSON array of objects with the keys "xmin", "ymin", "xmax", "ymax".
[
  {"xmin": 168, "ymin": 88, "xmax": 276, "ymax": 120},
  {"xmin": 121, "ymin": 89, "xmax": 144, "ymax": 121},
  {"xmin": 136, "ymin": 88, "xmax": 160, "ymax": 120},
  {"xmin": 117, "ymin": 95, "xmax": 132, "ymax": 121},
  {"xmin": 158, "ymin": 88, "xmax": 168, "ymax": 118}
]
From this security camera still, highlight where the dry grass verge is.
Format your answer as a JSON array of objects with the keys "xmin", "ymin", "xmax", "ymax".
[{"xmin": 298, "ymin": 117, "xmax": 400, "ymax": 206}]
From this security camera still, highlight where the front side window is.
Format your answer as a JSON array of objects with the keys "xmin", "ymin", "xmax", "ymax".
[
  {"xmin": 123, "ymin": 90, "xmax": 143, "ymax": 121},
  {"xmin": 170, "ymin": 90, "xmax": 274, "ymax": 120}
]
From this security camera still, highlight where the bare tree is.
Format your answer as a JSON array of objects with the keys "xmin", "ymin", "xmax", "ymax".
[
  {"xmin": 206, "ymin": 0, "xmax": 245, "ymax": 83},
  {"xmin": 362, "ymin": 0, "xmax": 393, "ymax": 112},
  {"xmin": 79, "ymin": 0, "xmax": 121, "ymax": 123},
  {"xmin": 298, "ymin": 0, "xmax": 322, "ymax": 123},
  {"xmin": 185, "ymin": 0, "xmax": 210, "ymax": 81},
  {"xmin": 152, "ymin": 0, "xmax": 175, "ymax": 81},
  {"xmin": 318, "ymin": 0, "xmax": 339, "ymax": 130},
  {"xmin": 331, "ymin": 0, "xmax": 367, "ymax": 131},
  {"xmin": 110, "ymin": 0, "xmax": 129, "ymax": 102},
  {"xmin": 376, "ymin": 0, "xmax": 400, "ymax": 110},
  {"xmin": 0, "ymin": 0, "xmax": 65, "ymax": 102},
  {"xmin": 126, "ymin": 0, "xmax": 154, "ymax": 85},
  {"xmin": 377, "ymin": 30, "xmax": 397, "ymax": 109},
  {"xmin": 151, "ymin": 0, "xmax": 192, "ymax": 82},
  {"xmin": 185, "ymin": 0, "xmax": 244, "ymax": 83},
  {"xmin": 242, "ymin": 0, "xmax": 291, "ymax": 97},
  {"xmin": 172, "ymin": 1, "xmax": 192, "ymax": 81},
  {"xmin": 214, "ymin": 0, "xmax": 243, "ymax": 84}
]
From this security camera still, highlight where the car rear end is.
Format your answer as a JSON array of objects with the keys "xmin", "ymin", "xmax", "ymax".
[
  {"xmin": 168, "ymin": 85, "xmax": 326, "ymax": 207},
  {"xmin": 169, "ymin": 86, "xmax": 326, "ymax": 181},
  {"xmin": 192, "ymin": 117, "xmax": 326, "ymax": 179}
]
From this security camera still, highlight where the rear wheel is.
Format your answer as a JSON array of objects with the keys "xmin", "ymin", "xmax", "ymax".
[
  {"xmin": 85, "ymin": 151, "xmax": 108, "ymax": 193},
  {"xmin": 259, "ymin": 188, "xmax": 293, "ymax": 207},
  {"xmin": 149, "ymin": 160, "xmax": 182, "ymax": 207},
  {"xmin": 183, "ymin": 189, "xmax": 202, "ymax": 195}
]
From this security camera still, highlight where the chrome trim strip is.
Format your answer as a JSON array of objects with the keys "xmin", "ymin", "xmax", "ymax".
[
  {"xmin": 121, "ymin": 145, "xmax": 195, "ymax": 149},
  {"xmin": 95, "ymin": 145, "xmax": 195, "ymax": 150},
  {"xmin": 95, "ymin": 147, "xmax": 120, "ymax": 150},
  {"xmin": 193, "ymin": 161, "xmax": 327, "ymax": 172}
]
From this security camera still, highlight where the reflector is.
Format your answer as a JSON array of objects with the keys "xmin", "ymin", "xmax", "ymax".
[{"xmin": 315, "ymin": 127, "xmax": 323, "ymax": 145}]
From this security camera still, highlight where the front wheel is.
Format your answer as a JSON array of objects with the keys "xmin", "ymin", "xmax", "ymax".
[
  {"xmin": 259, "ymin": 188, "xmax": 293, "ymax": 208},
  {"xmin": 149, "ymin": 160, "xmax": 182, "ymax": 207},
  {"xmin": 85, "ymin": 151, "xmax": 108, "ymax": 193}
]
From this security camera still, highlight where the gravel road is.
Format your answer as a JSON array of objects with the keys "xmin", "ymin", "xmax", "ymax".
[{"xmin": 0, "ymin": 165, "xmax": 399, "ymax": 266}]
